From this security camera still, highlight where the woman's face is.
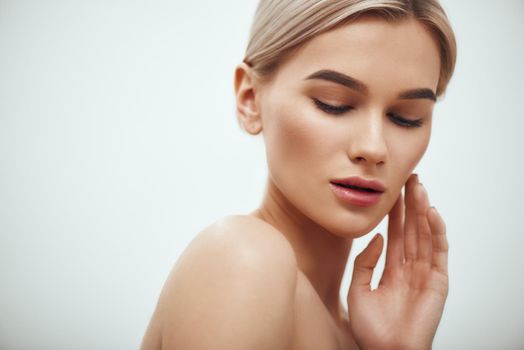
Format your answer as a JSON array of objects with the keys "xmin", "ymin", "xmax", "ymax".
[{"xmin": 256, "ymin": 16, "xmax": 441, "ymax": 238}]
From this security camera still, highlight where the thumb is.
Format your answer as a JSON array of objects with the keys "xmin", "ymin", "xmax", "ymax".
[{"xmin": 351, "ymin": 234, "xmax": 384, "ymax": 292}]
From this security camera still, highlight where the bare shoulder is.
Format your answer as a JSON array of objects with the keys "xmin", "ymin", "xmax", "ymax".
[
  {"xmin": 197, "ymin": 214, "xmax": 297, "ymax": 263},
  {"xmin": 178, "ymin": 214, "xmax": 298, "ymax": 285},
  {"xmin": 142, "ymin": 215, "xmax": 298, "ymax": 350}
]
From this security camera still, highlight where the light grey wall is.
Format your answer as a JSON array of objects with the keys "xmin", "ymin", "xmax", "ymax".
[{"xmin": 0, "ymin": 1, "xmax": 522, "ymax": 349}]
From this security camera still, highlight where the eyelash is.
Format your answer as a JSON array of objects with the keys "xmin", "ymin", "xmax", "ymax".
[{"xmin": 312, "ymin": 98, "xmax": 423, "ymax": 129}]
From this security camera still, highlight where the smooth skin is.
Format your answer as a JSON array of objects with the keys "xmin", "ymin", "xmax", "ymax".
[{"xmin": 141, "ymin": 15, "xmax": 449, "ymax": 350}]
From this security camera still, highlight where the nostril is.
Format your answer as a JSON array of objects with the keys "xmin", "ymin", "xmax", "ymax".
[{"xmin": 353, "ymin": 155, "xmax": 386, "ymax": 166}]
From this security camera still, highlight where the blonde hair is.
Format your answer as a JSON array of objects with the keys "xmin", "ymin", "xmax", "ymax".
[{"xmin": 243, "ymin": 0, "xmax": 457, "ymax": 97}]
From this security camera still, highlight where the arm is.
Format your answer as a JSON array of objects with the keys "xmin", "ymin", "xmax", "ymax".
[{"xmin": 154, "ymin": 217, "xmax": 298, "ymax": 350}]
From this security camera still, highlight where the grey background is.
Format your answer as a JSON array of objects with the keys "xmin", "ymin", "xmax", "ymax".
[{"xmin": 1, "ymin": 0, "xmax": 523, "ymax": 349}]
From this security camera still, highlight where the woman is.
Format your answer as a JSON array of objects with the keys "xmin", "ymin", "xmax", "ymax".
[{"xmin": 141, "ymin": 0, "xmax": 456, "ymax": 349}]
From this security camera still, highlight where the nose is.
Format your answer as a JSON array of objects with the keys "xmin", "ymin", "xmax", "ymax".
[{"xmin": 347, "ymin": 112, "xmax": 388, "ymax": 167}]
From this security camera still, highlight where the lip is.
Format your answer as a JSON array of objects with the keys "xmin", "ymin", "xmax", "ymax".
[
  {"xmin": 330, "ymin": 176, "xmax": 386, "ymax": 192},
  {"xmin": 329, "ymin": 176, "xmax": 385, "ymax": 207}
]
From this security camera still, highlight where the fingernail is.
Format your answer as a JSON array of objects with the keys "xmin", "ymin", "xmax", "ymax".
[
  {"xmin": 418, "ymin": 183, "xmax": 426, "ymax": 194},
  {"xmin": 426, "ymin": 206, "xmax": 437, "ymax": 216}
]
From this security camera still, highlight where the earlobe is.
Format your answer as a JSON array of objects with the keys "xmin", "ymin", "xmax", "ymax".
[
  {"xmin": 245, "ymin": 120, "xmax": 262, "ymax": 135},
  {"xmin": 234, "ymin": 63, "xmax": 263, "ymax": 135}
]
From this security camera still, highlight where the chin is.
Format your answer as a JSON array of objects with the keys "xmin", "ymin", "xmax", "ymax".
[{"xmin": 317, "ymin": 207, "xmax": 387, "ymax": 239}]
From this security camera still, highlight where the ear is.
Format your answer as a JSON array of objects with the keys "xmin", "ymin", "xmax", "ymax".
[{"xmin": 234, "ymin": 62, "xmax": 263, "ymax": 135}]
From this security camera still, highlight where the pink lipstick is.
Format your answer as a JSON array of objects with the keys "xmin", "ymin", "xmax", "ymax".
[{"xmin": 330, "ymin": 176, "xmax": 385, "ymax": 207}]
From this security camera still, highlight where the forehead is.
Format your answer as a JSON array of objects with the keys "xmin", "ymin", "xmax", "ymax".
[{"xmin": 270, "ymin": 16, "xmax": 441, "ymax": 95}]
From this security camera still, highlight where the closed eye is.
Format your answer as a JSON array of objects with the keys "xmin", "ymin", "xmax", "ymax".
[
  {"xmin": 313, "ymin": 98, "xmax": 424, "ymax": 128},
  {"xmin": 312, "ymin": 98, "xmax": 353, "ymax": 115},
  {"xmin": 387, "ymin": 112, "xmax": 424, "ymax": 128}
]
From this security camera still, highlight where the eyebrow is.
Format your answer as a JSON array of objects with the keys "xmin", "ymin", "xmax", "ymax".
[
  {"xmin": 305, "ymin": 69, "xmax": 368, "ymax": 94},
  {"xmin": 304, "ymin": 69, "xmax": 436, "ymax": 102},
  {"xmin": 398, "ymin": 88, "xmax": 437, "ymax": 102}
]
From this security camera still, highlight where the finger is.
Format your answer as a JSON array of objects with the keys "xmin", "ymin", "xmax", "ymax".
[
  {"xmin": 428, "ymin": 207, "xmax": 448, "ymax": 274},
  {"xmin": 351, "ymin": 234, "xmax": 383, "ymax": 292},
  {"xmin": 404, "ymin": 174, "xmax": 418, "ymax": 262},
  {"xmin": 385, "ymin": 192, "xmax": 405, "ymax": 270},
  {"xmin": 415, "ymin": 183, "xmax": 432, "ymax": 263}
]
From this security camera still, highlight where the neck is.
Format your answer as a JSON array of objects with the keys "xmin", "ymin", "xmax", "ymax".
[{"xmin": 250, "ymin": 178, "xmax": 352, "ymax": 322}]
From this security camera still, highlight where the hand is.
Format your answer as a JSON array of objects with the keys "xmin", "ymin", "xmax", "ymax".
[{"xmin": 347, "ymin": 174, "xmax": 449, "ymax": 350}]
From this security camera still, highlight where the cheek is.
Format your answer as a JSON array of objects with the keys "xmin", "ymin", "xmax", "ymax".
[
  {"xmin": 388, "ymin": 127, "xmax": 431, "ymax": 186},
  {"xmin": 263, "ymin": 102, "xmax": 335, "ymax": 181},
  {"xmin": 261, "ymin": 99, "xmax": 354, "ymax": 220}
]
